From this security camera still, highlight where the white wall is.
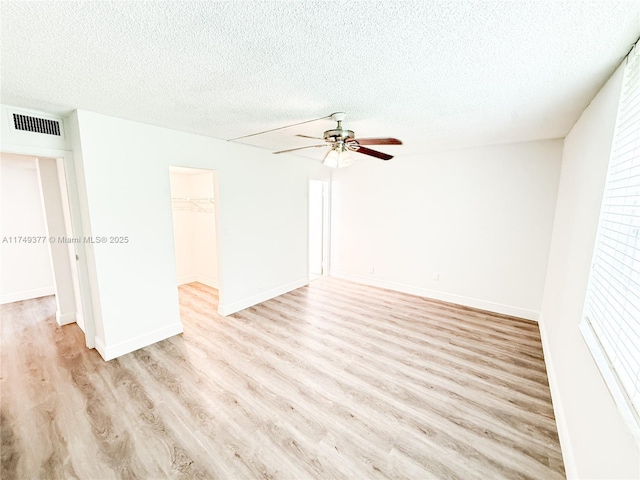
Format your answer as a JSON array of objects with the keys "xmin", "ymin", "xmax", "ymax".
[
  {"xmin": 169, "ymin": 172, "xmax": 195, "ymax": 283},
  {"xmin": 170, "ymin": 169, "xmax": 218, "ymax": 288},
  {"xmin": 191, "ymin": 171, "xmax": 218, "ymax": 287},
  {"xmin": 540, "ymin": 63, "xmax": 639, "ymax": 479},
  {"xmin": 0, "ymin": 153, "xmax": 55, "ymax": 303},
  {"xmin": 331, "ymin": 139, "xmax": 563, "ymax": 319},
  {"xmin": 69, "ymin": 109, "xmax": 328, "ymax": 360},
  {"xmin": 308, "ymin": 179, "xmax": 325, "ymax": 276}
]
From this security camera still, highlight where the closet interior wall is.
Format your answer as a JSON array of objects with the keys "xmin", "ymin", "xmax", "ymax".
[
  {"xmin": 169, "ymin": 169, "xmax": 218, "ymax": 289},
  {"xmin": 0, "ymin": 153, "xmax": 54, "ymax": 304}
]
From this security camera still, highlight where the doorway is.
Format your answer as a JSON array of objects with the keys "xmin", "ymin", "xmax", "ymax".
[
  {"xmin": 0, "ymin": 152, "xmax": 84, "ymax": 331},
  {"xmin": 169, "ymin": 167, "xmax": 220, "ymax": 308},
  {"xmin": 309, "ymin": 179, "xmax": 330, "ymax": 280}
]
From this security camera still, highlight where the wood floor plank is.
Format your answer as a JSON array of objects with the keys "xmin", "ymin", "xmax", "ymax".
[{"xmin": 0, "ymin": 278, "xmax": 565, "ymax": 479}]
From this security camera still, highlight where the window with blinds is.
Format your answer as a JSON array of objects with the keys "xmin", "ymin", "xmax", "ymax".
[{"xmin": 582, "ymin": 41, "xmax": 640, "ymax": 436}]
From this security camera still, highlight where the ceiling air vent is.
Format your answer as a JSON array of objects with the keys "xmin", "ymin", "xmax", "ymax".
[{"xmin": 12, "ymin": 113, "xmax": 61, "ymax": 136}]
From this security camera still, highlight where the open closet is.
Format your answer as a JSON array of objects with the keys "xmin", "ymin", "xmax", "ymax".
[{"xmin": 169, "ymin": 167, "xmax": 218, "ymax": 292}]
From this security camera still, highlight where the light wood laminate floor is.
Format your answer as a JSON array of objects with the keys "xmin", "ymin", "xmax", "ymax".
[{"xmin": 1, "ymin": 278, "xmax": 565, "ymax": 479}]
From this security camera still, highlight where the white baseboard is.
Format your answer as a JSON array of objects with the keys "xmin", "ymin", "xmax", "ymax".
[
  {"xmin": 95, "ymin": 322, "xmax": 184, "ymax": 361},
  {"xmin": 95, "ymin": 336, "xmax": 107, "ymax": 359},
  {"xmin": 218, "ymin": 278, "xmax": 308, "ymax": 317},
  {"xmin": 56, "ymin": 310, "xmax": 76, "ymax": 326},
  {"xmin": 538, "ymin": 315, "xmax": 577, "ymax": 478},
  {"xmin": 195, "ymin": 275, "xmax": 218, "ymax": 289},
  {"xmin": 178, "ymin": 275, "xmax": 218, "ymax": 289},
  {"xmin": 330, "ymin": 271, "xmax": 539, "ymax": 321},
  {"xmin": 177, "ymin": 275, "xmax": 198, "ymax": 286},
  {"xmin": 0, "ymin": 286, "xmax": 55, "ymax": 305},
  {"xmin": 76, "ymin": 312, "xmax": 85, "ymax": 332}
]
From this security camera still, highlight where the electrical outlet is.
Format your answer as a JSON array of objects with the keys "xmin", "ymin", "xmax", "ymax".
[
  {"xmin": 432, "ymin": 272, "xmax": 439, "ymax": 281},
  {"xmin": 369, "ymin": 266, "xmax": 375, "ymax": 274}
]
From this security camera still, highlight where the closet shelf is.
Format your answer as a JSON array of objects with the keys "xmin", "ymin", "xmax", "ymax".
[
  {"xmin": 172, "ymin": 197, "xmax": 214, "ymax": 202},
  {"xmin": 171, "ymin": 197, "xmax": 214, "ymax": 213}
]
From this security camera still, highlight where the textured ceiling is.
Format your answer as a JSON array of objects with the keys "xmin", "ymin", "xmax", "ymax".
[{"xmin": 1, "ymin": 1, "xmax": 639, "ymax": 158}]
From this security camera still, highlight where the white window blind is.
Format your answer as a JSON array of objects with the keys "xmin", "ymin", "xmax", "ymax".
[{"xmin": 582, "ymin": 41, "xmax": 640, "ymax": 437}]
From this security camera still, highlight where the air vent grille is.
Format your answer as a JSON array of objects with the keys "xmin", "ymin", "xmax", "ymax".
[{"xmin": 13, "ymin": 113, "xmax": 61, "ymax": 136}]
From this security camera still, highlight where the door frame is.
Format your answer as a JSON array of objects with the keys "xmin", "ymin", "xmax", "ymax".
[
  {"xmin": 1, "ymin": 143, "xmax": 96, "ymax": 349},
  {"xmin": 167, "ymin": 166, "xmax": 224, "ymax": 312}
]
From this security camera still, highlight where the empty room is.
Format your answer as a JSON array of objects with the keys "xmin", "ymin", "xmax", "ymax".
[{"xmin": 1, "ymin": 1, "xmax": 639, "ymax": 479}]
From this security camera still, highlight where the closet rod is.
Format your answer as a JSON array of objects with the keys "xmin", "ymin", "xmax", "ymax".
[{"xmin": 171, "ymin": 197, "xmax": 214, "ymax": 203}]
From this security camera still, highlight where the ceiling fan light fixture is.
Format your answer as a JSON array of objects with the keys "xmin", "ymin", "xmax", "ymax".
[
  {"xmin": 323, "ymin": 146, "xmax": 353, "ymax": 168},
  {"xmin": 268, "ymin": 111, "xmax": 401, "ymax": 162}
]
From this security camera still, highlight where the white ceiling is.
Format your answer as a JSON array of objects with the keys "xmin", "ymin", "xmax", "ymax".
[{"xmin": 1, "ymin": 1, "xmax": 639, "ymax": 160}]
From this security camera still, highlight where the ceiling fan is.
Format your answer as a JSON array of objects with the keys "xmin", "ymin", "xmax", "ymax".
[{"xmin": 273, "ymin": 112, "xmax": 402, "ymax": 168}]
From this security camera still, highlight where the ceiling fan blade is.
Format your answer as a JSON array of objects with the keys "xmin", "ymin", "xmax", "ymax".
[
  {"xmin": 227, "ymin": 113, "xmax": 333, "ymax": 141},
  {"xmin": 352, "ymin": 137, "xmax": 402, "ymax": 145},
  {"xmin": 352, "ymin": 145, "xmax": 394, "ymax": 161},
  {"xmin": 273, "ymin": 144, "xmax": 327, "ymax": 154},
  {"xmin": 296, "ymin": 134, "xmax": 324, "ymax": 140}
]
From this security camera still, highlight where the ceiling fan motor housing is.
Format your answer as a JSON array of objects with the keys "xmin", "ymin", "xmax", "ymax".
[
  {"xmin": 324, "ymin": 112, "xmax": 354, "ymax": 143},
  {"xmin": 324, "ymin": 128, "xmax": 355, "ymax": 142},
  {"xmin": 269, "ymin": 110, "xmax": 398, "ymax": 160}
]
